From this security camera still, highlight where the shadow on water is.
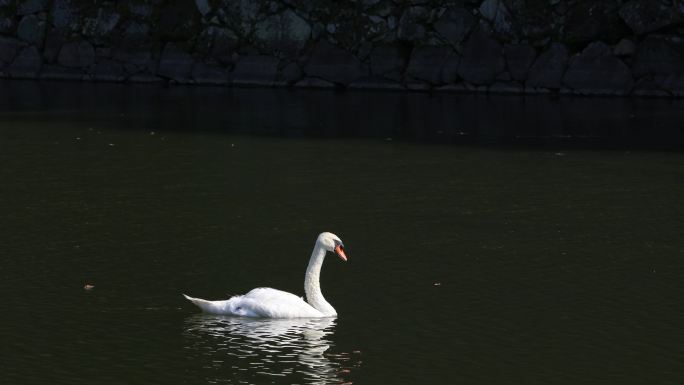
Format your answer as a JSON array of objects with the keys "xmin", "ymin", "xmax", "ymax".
[
  {"xmin": 1, "ymin": 79, "xmax": 683, "ymax": 150},
  {"xmin": 183, "ymin": 315, "xmax": 358, "ymax": 384}
]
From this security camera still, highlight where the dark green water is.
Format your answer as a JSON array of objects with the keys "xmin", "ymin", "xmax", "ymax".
[{"xmin": 1, "ymin": 81, "xmax": 683, "ymax": 384}]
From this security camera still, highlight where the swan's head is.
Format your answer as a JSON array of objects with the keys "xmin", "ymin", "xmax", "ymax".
[{"xmin": 317, "ymin": 232, "xmax": 348, "ymax": 261}]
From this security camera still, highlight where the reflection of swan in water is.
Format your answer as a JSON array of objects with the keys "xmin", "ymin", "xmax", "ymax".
[{"xmin": 183, "ymin": 314, "xmax": 359, "ymax": 384}]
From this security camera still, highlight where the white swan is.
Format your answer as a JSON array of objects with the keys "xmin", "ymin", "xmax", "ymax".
[{"xmin": 183, "ymin": 232, "xmax": 348, "ymax": 318}]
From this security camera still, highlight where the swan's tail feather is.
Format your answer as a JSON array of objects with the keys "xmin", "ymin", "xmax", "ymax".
[{"xmin": 183, "ymin": 294, "xmax": 222, "ymax": 314}]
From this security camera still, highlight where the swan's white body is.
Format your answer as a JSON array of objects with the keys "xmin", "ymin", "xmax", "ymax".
[
  {"xmin": 183, "ymin": 288, "xmax": 325, "ymax": 318},
  {"xmin": 183, "ymin": 232, "xmax": 347, "ymax": 319}
]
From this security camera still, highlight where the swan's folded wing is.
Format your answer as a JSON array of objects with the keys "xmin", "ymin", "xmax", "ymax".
[{"xmin": 243, "ymin": 288, "xmax": 324, "ymax": 318}]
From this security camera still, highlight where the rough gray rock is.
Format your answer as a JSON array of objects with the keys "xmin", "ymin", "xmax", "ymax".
[
  {"xmin": 356, "ymin": 41, "xmax": 374, "ymax": 62},
  {"xmin": 232, "ymin": 55, "xmax": 280, "ymax": 85},
  {"xmin": 207, "ymin": 27, "xmax": 239, "ymax": 65},
  {"xmin": 441, "ymin": 53, "xmax": 461, "ymax": 84},
  {"xmin": 361, "ymin": 0, "xmax": 382, "ymax": 8},
  {"xmin": 433, "ymin": 6, "xmax": 476, "ymax": 46},
  {"xmin": 563, "ymin": 42, "xmax": 633, "ymax": 95},
  {"xmin": 0, "ymin": 37, "xmax": 22, "ymax": 69},
  {"xmin": 8, "ymin": 46, "xmax": 42, "ymax": 77},
  {"xmin": 632, "ymin": 35, "xmax": 684, "ymax": 95},
  {"xmin": 365, "ymin": 14, "xmax": 392, "ymax": 43},
  {"xmin": 18, "ymin": 0, "xmax": 47, "ymax": 15},
  {"xmin": 82, "ymin": 5, "xmax": 120, "ymax": 39},
  {"xmin": 127, "ymin": 0, "xmax": 154, "ymax": 18},
  {"xmin": 52, "ymin": 0, "xmax": 79, "ymax": 31},
  {"xmin": 95, "ymin": 47, "xmax": 111, "ymax": 59},
  {"xmin": 479, "ymin": 0, "xmax": 513, "ymax": 35},
  {"xmin": 254, "ymin": 9, "xmax": 311, "ymax": 54},
  {"xmin": 397, "ymin": 7, "xmax": 427, "ymax": 43},
  {"xmin": 632, "ymin": 72, "xmax": 684, "ymax": 97},
  {"xmin": 457, "ymin": 29, "xmax": 505, "ymax": 85},
  {"xmin": 613, "ymin": 38, "xmax": 636, "ymax": 57},
  {"xmin": 304, "ymin": 40, "xmax": 366, "ymax": 84},
  {"xmin": 407, "ymin": 46, "xmax": 454, "ymax": 84},
  {"xmin": 122, "ymin": 21, "xmax": 150, "ymax": 41},
  {"xmin": 619, "ymin": 0, "xmax": 682, "ymax": 35},
  {"xmin": 655, "ymin": 74, "xmax": 684, "ymax": 97},
  {"xmin": 504, "ymin": 44, "xmax": 536, "ymax": 82},
  {"xmin": 158, "ymin": 2, "xmax": 201, "ymax": 41},
  {"xmin": 496, "ymin": 69, "xmax": 511, "ymax": 81},
  {"xmin": 40, "ymin": 64, "xmax": 84, "ymax": 80},
  {"xmin": 632, "ymin": 35, "xmax": 684, "ymax": 78},
  {"xmin": 632, "ymin": 77, "xmax": 670, "ymax": 97},
  {"xmin": 195, "ymin": 0, "xmax": 211, "ymax": 17},
  {"xmin": 58, "ymin": 41, "xmax": 95, "ymax": 68},
  {"xmin": 526, "ymin": 43, "xmax": 568, "ymax": 89},
  {"xmin": 112, "ymin": 47, "xmax": 155, "ymax": 74},
  {"xmin": 562, "ymin": 2, "xmax": 623, "ymax": 45},
  {"xmin": 0, "ymin": 15, "xmax": 14, "ymax": 34},
  {"xmin": 281, "ymin": 62, "xmax": 303, "ymax": 84},
  {"xmin": 42, "ymin": 32, "xmax": 64, "ymax": 63},
  {"xmin": 191, "ymin": 62, "xmax": 229, "ymax": 85},
  {"xmin": 158, "ymin": 43, "xmax": 194, "ymax": 81},
  {"xmin": 91, "ymin": 59, "xmax": 126, "ymax": 82},
  {"xmin": 1, "ymin": 0, "xmax": 684, "ymax": 97},
  {"xmin": 216, "ymin": 0, "xmax": 261, "ymax": 36},
  {"xmin": 17, "ymin": 15, "xmax": 46, "ymax": 47},
  {"xmin": 370, "ymin": 45, "xmax": 408, "ymax": 81}
]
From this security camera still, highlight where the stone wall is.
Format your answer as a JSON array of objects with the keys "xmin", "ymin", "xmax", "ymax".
[{"xmin": 1, "ymin": 0, "xmax": 683, "ymax": 97}]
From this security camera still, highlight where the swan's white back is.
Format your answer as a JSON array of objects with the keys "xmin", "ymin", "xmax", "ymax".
[
  {"xmin": 184, "ymin": 289, "xmax": 324, "ymax": 318},
  {"xmin": 183, "ymin": 232, "xmax": 347, "ymax": 319}
]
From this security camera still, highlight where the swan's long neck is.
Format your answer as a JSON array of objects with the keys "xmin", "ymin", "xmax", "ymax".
[{"xmin": 304, "ymin": 242, "xmax": 337, "ymax": 317}]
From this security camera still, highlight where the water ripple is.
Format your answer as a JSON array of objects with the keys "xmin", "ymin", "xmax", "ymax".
[{"xmin": 183, "ymin": 315, "xmax": 359, "ymax": 384}]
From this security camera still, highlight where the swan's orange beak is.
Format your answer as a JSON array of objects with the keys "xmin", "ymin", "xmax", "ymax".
[{"xmin": 334, "ymin": 245, "xmax": 348, "ymax": 261}]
